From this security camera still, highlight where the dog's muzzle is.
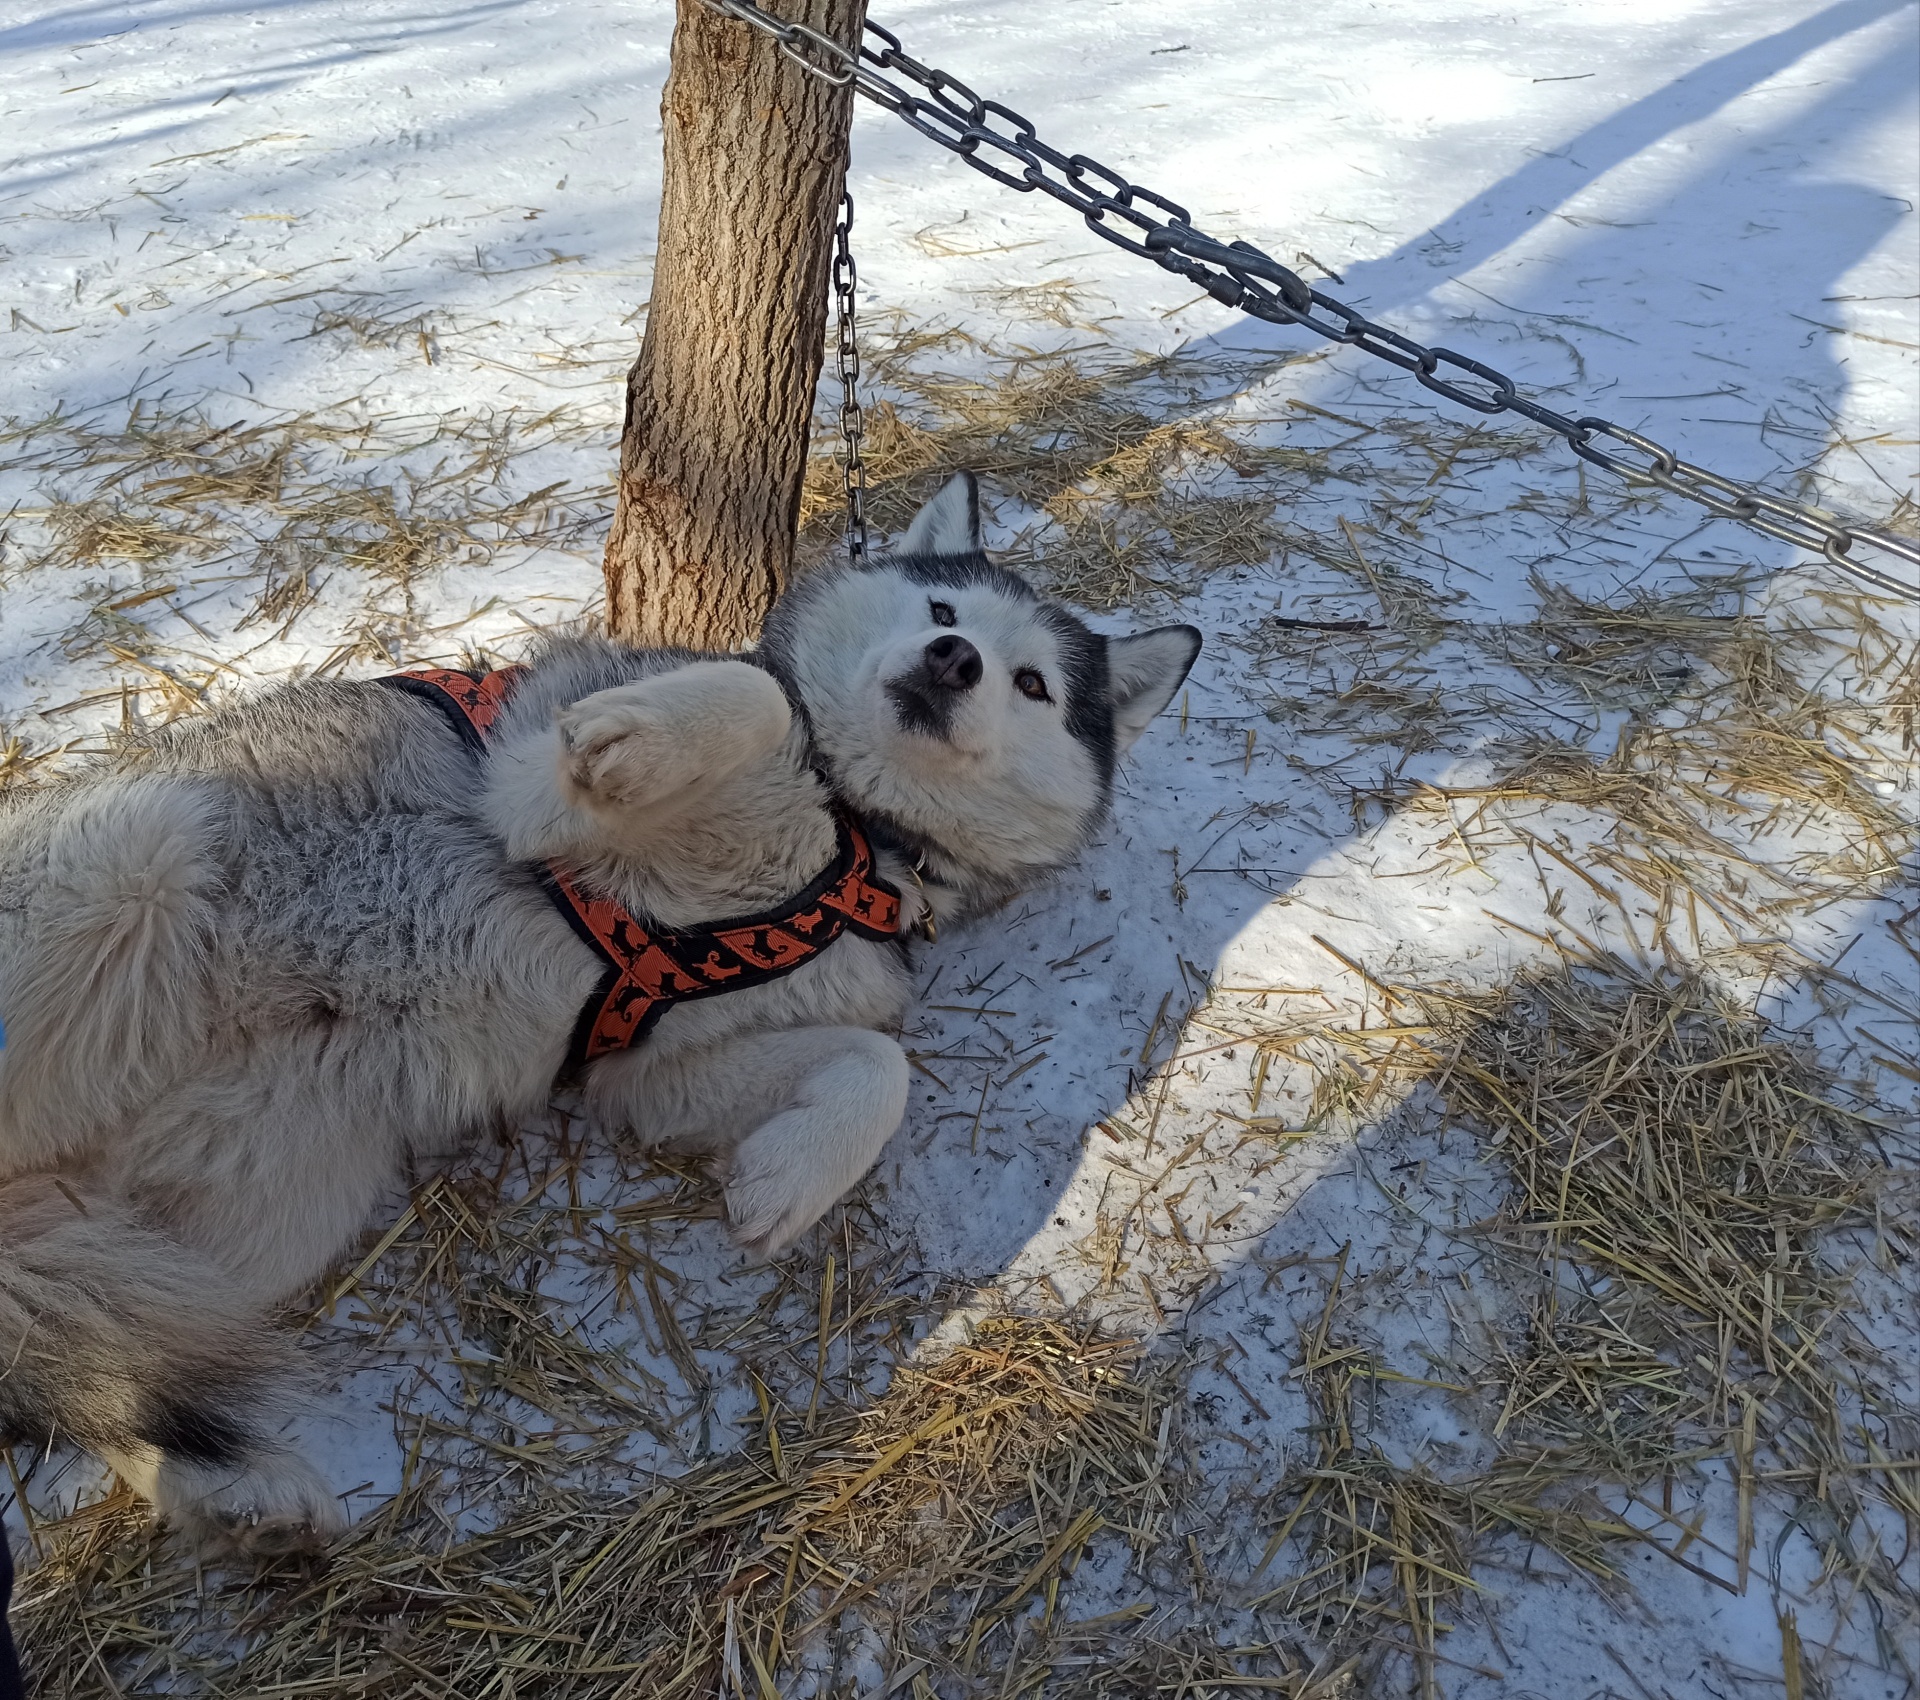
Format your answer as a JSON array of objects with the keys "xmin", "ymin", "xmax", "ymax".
[{"xmin": 887, "ymin": 634, "xmax": 982, "ymax": 736}]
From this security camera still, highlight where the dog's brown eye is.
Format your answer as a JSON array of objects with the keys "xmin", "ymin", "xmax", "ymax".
[
  {"xmin": 930, "ymin": 600, "xmax": 957, "ymax": 628},
  {"xmin": 1015, "ymin": 668, "xmax": 1051, "ymax": 703}
]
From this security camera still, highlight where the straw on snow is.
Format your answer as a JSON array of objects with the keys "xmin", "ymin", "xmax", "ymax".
[
  {"xmin": 1230, "ymin": 958, "xmax": 1911, "ymax": 1698},
  {"xmin": 3, "ymin": 320, "xmax": 1916, "ymax": 1697},
  {"xmin": 16, "ymin": 1312, "xmax": 1188, "ymax": 1698}
]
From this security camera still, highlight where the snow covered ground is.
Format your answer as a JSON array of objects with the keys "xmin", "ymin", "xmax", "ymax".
[{"xmin": 2, "ymin": 0, "xmax": 1916, "ymax": 1695}]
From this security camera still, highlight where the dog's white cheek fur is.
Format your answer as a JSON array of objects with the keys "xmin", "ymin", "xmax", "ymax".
[{"xmin": 844, "ymin": 684, "xmax": 1103, "ymax": 874}]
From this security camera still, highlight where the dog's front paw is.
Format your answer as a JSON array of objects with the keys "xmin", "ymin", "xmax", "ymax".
[
  {"xmin": 722, "ymin": 1114, "xmax": 852, "ymax": 1259},
  {"xmin": 558, "ymin": 662, "xmax": 792, "ymax": 809}
]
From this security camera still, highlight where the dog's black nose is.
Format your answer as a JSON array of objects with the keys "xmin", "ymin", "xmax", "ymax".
[{"xmin": 922, "ymin": 633, "xmax": 983, "ymax": 692}]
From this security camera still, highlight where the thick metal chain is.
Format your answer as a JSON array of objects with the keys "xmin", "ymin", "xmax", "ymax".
[
  {"xmin": 831, "ymin": 189, "xmax": 869, "ymax": 562},
  {"xmin": 698, "ymin": 0, "xmax": 1920, "ymax": 601}
]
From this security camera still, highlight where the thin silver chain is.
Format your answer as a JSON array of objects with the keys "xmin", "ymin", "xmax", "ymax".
[
  {"xmin": 698, "ymin": 0, "xmax": 1919, "ymax": 601},
  {"xmin": 832, "ymin": 190, "xmax": 869, "ymax": 563}
]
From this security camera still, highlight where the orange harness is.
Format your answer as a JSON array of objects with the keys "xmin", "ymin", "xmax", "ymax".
[{"xmin": 382, "ymin": 667, "xmax": 904, "ymax": 1072}]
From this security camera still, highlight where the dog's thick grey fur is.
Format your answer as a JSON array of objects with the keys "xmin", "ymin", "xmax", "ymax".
[{"xmin": 0, "ymin": 475, "xmax": 1198, "ymax": 1554}]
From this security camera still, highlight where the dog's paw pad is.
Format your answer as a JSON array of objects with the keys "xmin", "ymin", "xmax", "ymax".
[
  {"xmin": 557, "ymin": 665, "xmax": 792, "ymax": 808},
  {"xmin": 214, "ymin": 1508, "xmax": 334, "ymax": 1560},
  {"xmin": 168, "ymin": 1452, "xmax": 346, "ymax": 1561},
  {"xmin": 557, "ymin": 699, "xmax": 656, "ymax": 799}
]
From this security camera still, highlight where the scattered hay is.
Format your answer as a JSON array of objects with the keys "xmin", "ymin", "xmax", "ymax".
[
  {"xmin": 1442, "ymin": 965, "xmax": 1917, "ymax": 1673},
  {"xmin": 795, "ymin": 326, "xmax": 1337, "ymax": 608},
  {"xmin": 14, "ymin": 1315, "xmax": 1183, "ymax": 1698},
  {"xmin": 0, "ymin": 399, "xmax": 611, "ymax": 761},
  {"xmin": 1255, "ymin": 1353, "xmax": 1630, "ymax": 1699},
  {"xmin": 1385, "ymin": 575, "xmax": 1920, "ymax": 930},
  {"xmin": 0, "ymin": 402, "xmax": 607, "ymax": 616},
  {"xmin": 306, "ymin": 297, "xmax": 450, "ymax": 361},
  {"xmin": 41, "ymin": 498, "xmax": 214, "ymax": 569},
  {"xmin": 1246, "ymin": 960, "xmax": 1914, "ymax": 1695},
  {"xmin": 1448, "ymin": 965, "xmax": 1872, "ymax": 1406},
  {"xmin": 1020, "ymin": 1628, "xmax": 1363, "ymax": 1699},
  {"xmin": 0, "ymin": 727, "xmax": 36, "ymax": 788}
]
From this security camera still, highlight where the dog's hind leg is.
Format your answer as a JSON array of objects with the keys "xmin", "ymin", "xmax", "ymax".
[
  {"xmin": 590, "ymin": 1026, "xmax": 910, "ymax": 1257},
  {"xmin": 0, "ymin": 1175, "xmax": 342, "ymax": 1558}
]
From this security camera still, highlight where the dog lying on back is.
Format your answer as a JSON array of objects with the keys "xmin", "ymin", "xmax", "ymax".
[{"xmin": 0, "ymin": 474, "xmax": 1199, "ymax": 1556}]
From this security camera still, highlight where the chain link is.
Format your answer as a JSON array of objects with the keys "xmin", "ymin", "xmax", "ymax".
[
  {"xmin": 699, "ymin": 0, "xmax": 1919, "ymax": 601},
  {"xmin": 831, "ymin": 189, "xmax": 869, "ymax": 562}
]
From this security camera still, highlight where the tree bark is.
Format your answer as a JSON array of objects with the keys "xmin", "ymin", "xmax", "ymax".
[{"xmin": 603, "ymin": 0, "xmax": 868, "ymax": 651}]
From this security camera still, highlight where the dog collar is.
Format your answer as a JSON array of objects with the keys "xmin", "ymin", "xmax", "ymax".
[
  {"xmin": 381, "ymin": 666, "xmax": 905, "ymax": 1072},
  {"xmin": 800, "ymin": 760, "xmax": 950, "ymax": 941}
]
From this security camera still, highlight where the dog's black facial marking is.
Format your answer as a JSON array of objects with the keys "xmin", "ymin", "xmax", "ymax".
[
  {"xmin": 885, "ymin": 552, "xmax": 1037, "ymax": 601},
  {"xmin": 1039, "ymin": 604, "xmax": 1115, "ymax": 776},
  {"xmin": 887, "ymin": 677, "xmax": 955, "ymax": 738},
  {"xmin": 142, "ymin": 1393, "xmax": 250, "ymax": 1466}
]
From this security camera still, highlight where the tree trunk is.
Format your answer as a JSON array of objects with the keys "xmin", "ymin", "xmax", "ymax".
[{"xmin": 603, "ymin": 0, "xmax": 868, "ymax": 651}]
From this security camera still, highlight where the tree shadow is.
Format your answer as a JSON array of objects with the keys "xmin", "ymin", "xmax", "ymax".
[
  {"xmin": 1197, "ymin": 0, "xmax": 1914, "ymax": 336},
  {"xmin": 0, "ymin": 0, "xmax": 519, "ymax": 60},
  {"xmin": 1184, "ymin": 0, "xmax": 1916, "ymax": 566}
]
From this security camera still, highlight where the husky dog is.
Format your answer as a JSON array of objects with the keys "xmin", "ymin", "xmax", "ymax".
[{"xmin": 0, "ymin": 474, "xmax": 1198, "ymax": 1555}]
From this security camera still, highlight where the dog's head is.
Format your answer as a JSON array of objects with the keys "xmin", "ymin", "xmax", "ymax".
[{"xmin": 760, "ymin": 473, "xmax": 1200, "ymax": 909}]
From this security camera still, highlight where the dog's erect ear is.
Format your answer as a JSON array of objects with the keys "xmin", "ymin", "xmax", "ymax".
[
  {"xmin": 898, "ymin": 471, "xmax": 982, "ymax": 558},
  {"xmin": 1109, "ymin": 625, "xmax": 1202, "ymax": 752}
]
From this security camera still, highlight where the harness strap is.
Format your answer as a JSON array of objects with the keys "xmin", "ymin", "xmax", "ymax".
[
  {"xmin": 382, "ymin": 666, "xmax": 528, "ymax": 751},
  {"xmin": 381, "ymin": 666, "xmax": 903, "ymax": 1072}
]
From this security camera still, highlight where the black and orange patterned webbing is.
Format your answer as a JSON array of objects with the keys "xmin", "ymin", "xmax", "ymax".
[{"xmin": 381, "ymin": 667, "xmax": 904, "ymax": 1071}]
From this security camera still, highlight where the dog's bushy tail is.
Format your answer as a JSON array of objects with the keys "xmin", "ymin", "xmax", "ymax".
[
  {"xmin": 0, "ymin": 776, "xmax": 225, "ymax": 1163},
  {"xmin": 0, "ymin": 1179, "xmax": 296, "ymax": 1461}
]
